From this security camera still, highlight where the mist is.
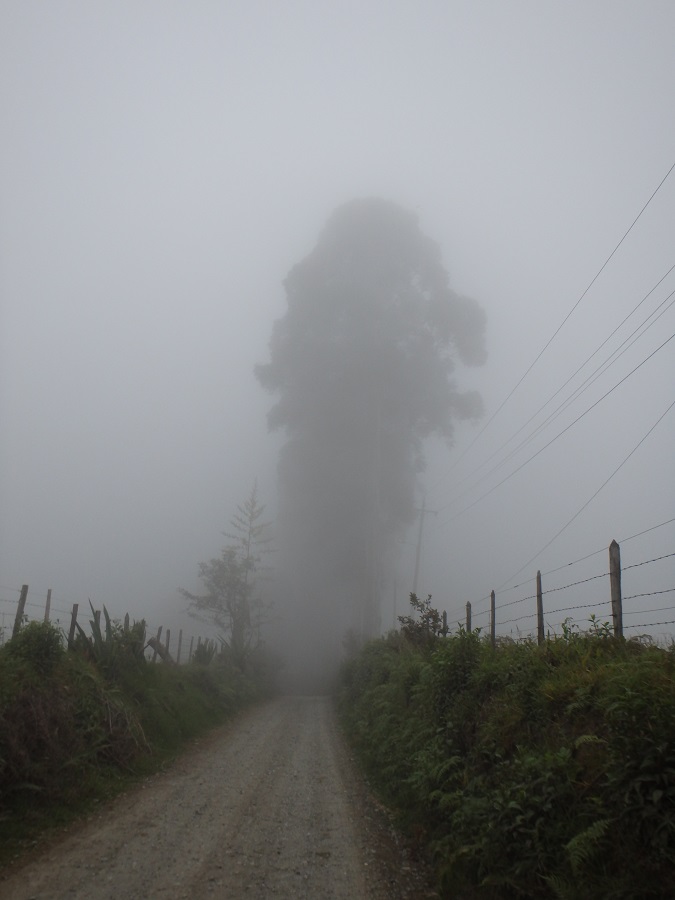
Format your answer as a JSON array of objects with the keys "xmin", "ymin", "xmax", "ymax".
[{"xmin": 1, "ymin": 2, "xmax": 674, "ymax": 686}]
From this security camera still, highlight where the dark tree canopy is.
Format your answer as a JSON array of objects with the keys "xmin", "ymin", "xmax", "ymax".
[{"xmin": 256, "ymin": 198, "xmax": 486, "ymax": 686}]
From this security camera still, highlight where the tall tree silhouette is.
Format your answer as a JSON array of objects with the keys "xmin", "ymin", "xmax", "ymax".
[{"xmin": 257, "ymin": 198, "xmax": 486, "ymax": 683}]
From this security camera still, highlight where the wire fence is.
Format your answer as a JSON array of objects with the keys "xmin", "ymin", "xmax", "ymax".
[
  {"xmin": 445, "ymin": 520, "xmax": 675, "ymax": 644},
  {"xmin": 0, "ymin": 588, "xmax": 219, "ymax": 663}
]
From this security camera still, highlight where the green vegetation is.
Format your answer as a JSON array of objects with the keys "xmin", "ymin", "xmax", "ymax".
[
  {"xmin": 181, "ymin": 483, "xmax": 273, "ymax": 672},
  {"xmin": 339, "ymin": 595, "xmax": 675, "ymax": 899},
  {"xmin": 0, "ymin": 616, "xmax": 274, "ymax": 866}
]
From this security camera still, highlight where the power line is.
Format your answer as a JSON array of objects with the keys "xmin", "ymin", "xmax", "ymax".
[
  {"xmin": 495, "ymin": 396, "xmax": 675, "ymax": 592},
  {"xmin": 483, "ymin": 289, "xmax": 675, "ymax": 484},
  {"xmin": 622, "ymin": 517, "xmax": 675, "ymax": 543},
  {"xmin": 437, "ymin": 331, "xmax": 675, "ymax": 526},
  {"xmin": 439, "ymin": 298, "xmax": 675, "ymax": 524},
  {"xmin": 433, "ymin": 157, "xmax": 675, "ymax": 482},
  {"xmin": 435, "ymin": 264, "xmax": 675, "ymax": 507}
]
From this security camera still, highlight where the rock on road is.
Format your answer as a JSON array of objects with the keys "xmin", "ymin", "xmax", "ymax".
[{"xmin": 1, "ymin": 696, "xmax": 437, "ymax": 899}]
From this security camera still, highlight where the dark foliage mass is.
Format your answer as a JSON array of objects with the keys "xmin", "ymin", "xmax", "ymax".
[
  {"xmin": 340, "ymin": 600, "xmax": 675, "ymax": 899},
  {"xmin": 256, "ymin": 198, "xmax": 486, "ymax": 686},
  {"xmin": 0, "ymin": 618, "xmax": 272, "ymax": 862}
]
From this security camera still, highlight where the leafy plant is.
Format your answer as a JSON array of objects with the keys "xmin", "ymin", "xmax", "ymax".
[
  {"xmin": 340, "ymin": 619, "xmax": 675, "ymax": 898},
  {"xmin": 4, "ymin": 620, "xmax": 64, "ymax": 675},
  {"xmin": 73, "ymin": 601, "xmax": 146, "ymax": 681}
]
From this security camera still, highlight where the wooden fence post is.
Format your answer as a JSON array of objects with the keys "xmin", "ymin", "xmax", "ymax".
[
  {"xmin": 152, "ymin": 626, "xmax": 163, "ymax": 663},
  {"xmin": 490, "ymin": 590, "xmax": 496, "ymax": 648},
  {"xmin": 44, "ymin": 588, "xmax": 52, "ymax": 623},
  {"xmin": 609, "ymin": 539, "xmax": 623, "ymax": 638},
  {"xmin": 165, "ymin": 629, "xmax": 171, "ymax": 657},
  {"xmin": 124, "ymin": 613, "xmax": 130, "ymax": 633},
  {"xmin": 536, "ymin": 570, "xmax": 544, "ymax": 645},
  {"xmin": 94, "ymin": 609, "xmax": 101, "ymax": 631},
  {"xmin": 67, "ymin": 603, "xmax": 79, "ymax": 648},
  {"xmin": 466, "ymin": 601, "xmax": 472, "ymax": 633},
  {"xmin": 12, "ymin": 585, "xmax": 29, "ymax": 637},
  {"xmin": 189, "ymin": 635, "xmax": 194, "ymax": 662},
  {"xmin": 177, "ymin": 629, "xmax": 183, "ymax": 664}
]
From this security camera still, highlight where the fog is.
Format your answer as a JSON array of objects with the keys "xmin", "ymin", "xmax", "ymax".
[{"xmin": 1, "ymin": 2, "xmax": 674, "ymax": 681}]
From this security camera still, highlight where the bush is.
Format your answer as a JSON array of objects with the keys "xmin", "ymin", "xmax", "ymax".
[
  {"xmin": 339, "ymin": 599, "xmax": 675, "ymax": 899},
  {"xmin": 4, "ymin": 620, "xmax": 64, "ymax": 675}
]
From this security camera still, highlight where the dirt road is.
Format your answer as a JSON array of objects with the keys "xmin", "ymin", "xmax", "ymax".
[{"xmin": 1, "ymin": 696, "xmax": 437, "ymax": 899}]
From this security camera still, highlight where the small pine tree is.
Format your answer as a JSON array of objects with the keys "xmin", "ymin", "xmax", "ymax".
[{"xmin": 181, "ymin": 483, "xmax": 273, "ymax": 670}]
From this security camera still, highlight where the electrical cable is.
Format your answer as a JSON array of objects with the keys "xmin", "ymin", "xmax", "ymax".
[
  {"xmin": 434, "ymin": 264, "xmax": 675, "ymax": 505},
  {"xmin": 437, "ymin": 332, "xmax": 675, "ymax": 526},
  {"xmin": 494, "ymin": 396, "xmax": 675, "ymax": 592},
  {"xmin": 432, "ymin": 158, "xmax": 675, "ymax": 481}
]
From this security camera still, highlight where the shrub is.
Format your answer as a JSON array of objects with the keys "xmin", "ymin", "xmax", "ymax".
[
  {"xmin": 340, "ymin": 600, "xmax": 675, "ymax": 899},
  {"xmin": 4, "ymin": 621, "xmax": 64, "ymax": 675}
]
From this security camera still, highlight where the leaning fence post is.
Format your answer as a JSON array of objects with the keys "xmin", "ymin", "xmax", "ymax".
[
  {"xmin": 609, "ymin": 539, "xmax": 623, "ymax": 638},
  {"xmin": 465, "ymin": 601, "xmax": 472, "ymax": 633},
  {"xmin": 67, "ymin": 603, "xmax": 79, "ymax": 648},
  {"xmin": 490, "ymin": 590, "xmax": 496, "ymax": 648},
  {"xmin": 44, "ymin": 588, "xmax": 52, "ymax": 623},
  {"xmin": 152, "ymin": 626, "xmax": 163, "ymax": 662},
  {"xmin": 12, "ymin": 585, "xmax": 29, "ymax": 637},
  {"xmin": 536, "ymin": 570, "xmax": 544, "ymax": 645}
]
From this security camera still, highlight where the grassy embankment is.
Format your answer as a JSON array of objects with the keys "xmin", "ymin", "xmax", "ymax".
[
  {"xmin": 0, "ymin": 613, "xmax": 275, "ymax": 866},
  {"xmin": 339, "ymin": 597, "xmax": 675, "ymax": 899}
]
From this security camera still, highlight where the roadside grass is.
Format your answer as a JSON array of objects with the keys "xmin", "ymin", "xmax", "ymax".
[
  {"xmin": 339, "ymin": 601, "xmax": 675, "ymax": 899},
  {"xmin": 0, "ymin": 619, "xmax": 274, "ymax": 867}
]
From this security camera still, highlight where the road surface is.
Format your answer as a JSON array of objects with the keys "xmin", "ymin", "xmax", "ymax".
[{"xmin": 1, "ymin": 696, "xmax": 437, "ymax": 899}]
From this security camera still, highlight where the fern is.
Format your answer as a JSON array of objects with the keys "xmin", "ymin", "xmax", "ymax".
[{"xmin": 565, "ymin": 817, "xmax": 612, "ymax": 874}]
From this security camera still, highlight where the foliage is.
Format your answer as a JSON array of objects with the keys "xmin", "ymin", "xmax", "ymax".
[
  {"xmin": 0, "ymin": 606, "xmax": 273, "ymax": 867},
  {"xmin": 3, "ymin": 620, "xmax": 65, "ymax": 675},
  {"xmin": 73, "ymin": 601, "xmax": 146, "ymax": 681},
  {"xmin": 340, "ymin": 599, "xmax": 675, "ymax": 898},
  {"xmin": 181, "ymin": 483, "xmax": 273, "ymax": 671},
  {"xmin": 397, "ymin": 592, "xmax": 447, "ymax": 646}
]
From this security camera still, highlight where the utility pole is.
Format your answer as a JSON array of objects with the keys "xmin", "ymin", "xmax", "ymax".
[{"xmin": 411, "ymin": 498, "xmax": 438, "ymax": 595}]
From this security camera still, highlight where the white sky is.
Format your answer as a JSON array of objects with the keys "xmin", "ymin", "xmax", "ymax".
[{"xmin": 1, "ymin": 1, "xmax": 674, "ymax": 645}]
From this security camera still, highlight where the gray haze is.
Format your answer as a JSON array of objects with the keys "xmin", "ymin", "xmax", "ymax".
[{"xmin": 1, "ymin": 2, "xmax": 674, "ymax": 665}]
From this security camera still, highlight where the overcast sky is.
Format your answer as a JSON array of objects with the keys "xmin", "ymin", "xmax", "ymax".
[{"xmin": 1, "ymin": 1, "xmax": 673, "ymax": 645}]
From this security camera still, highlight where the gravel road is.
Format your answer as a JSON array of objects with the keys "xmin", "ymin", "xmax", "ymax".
[{"xmin": 1, "ymin": 696, "xmax": 437, "ymax": 899}]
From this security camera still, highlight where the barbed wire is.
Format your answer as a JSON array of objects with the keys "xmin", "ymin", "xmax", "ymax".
[
  {"xmin": 543, "ymin": 572, "xmax": 609, "ymax": 594},
  {"xmin": 624, "ymin": 552, "xmax": 675, "ymax": 571},
  {"xmin": 500, "ymin": 611, "xmax": 538, "ymax": 626},
  {"xmin": 624, "ymin": 620, "xmax": 675, "ymax": 629},
  {"xmin": 624, "ymin": 603, "xmax": 675, "ymax": 615},
  {"xmin": 546, "ymin": 600, "xmax": 608, "ymax": 615},
  {"xmin": 623, "ymin": 588, "xmax": 675, "ymax": 601}
]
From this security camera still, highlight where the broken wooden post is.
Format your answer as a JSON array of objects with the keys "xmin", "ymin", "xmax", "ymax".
[
  {"xmin": 12, "ymin": 585, "xmax": 28, "ymax": 637},
  {"xmin": 152, "ymin": 626, "xmax": 163, "ymax": 662},
  {"xmin": 537, "ymin": 570, "xmax": 544, "ymax": 645},
  {"xmin": 67, "ymin": 603, "xmax": 79, "ymax": 648}
]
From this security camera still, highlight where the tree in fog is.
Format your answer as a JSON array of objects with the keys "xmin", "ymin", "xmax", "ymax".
[
  {"xmin": 256, "ymin": 198, "xmax": 486, "ymax": 676},
  {"xmin": 180, "ymin": 483, "xmax": 272, "ymax": 670}
]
